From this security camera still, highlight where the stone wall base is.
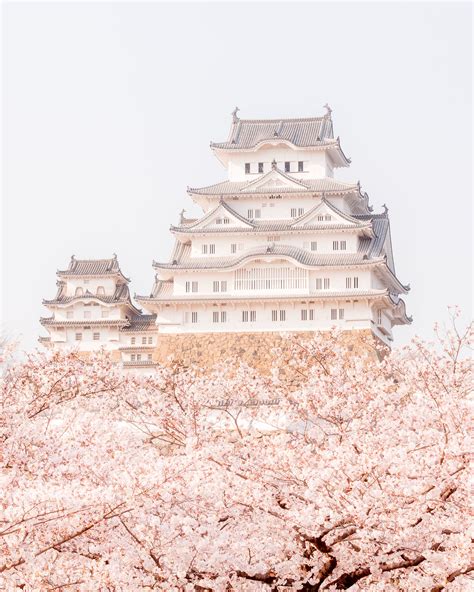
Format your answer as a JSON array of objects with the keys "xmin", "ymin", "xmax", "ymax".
[{"xmin": 152, "ymin": 330, "xmax": 386, "ymax": 376}]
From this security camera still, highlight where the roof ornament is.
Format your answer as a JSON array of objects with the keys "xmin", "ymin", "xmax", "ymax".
[
  {"xmin": 179, "ymin": 209, "xmax": 186, "ymax": 224},
  {"xmin": 271, "ymin": 159, "xmax": 277, "ymax": 170},
  {"xmin": 323, "ymin": 103, "xmax": 332, "ymax": 117},
  {"xmin": 112, "ymin": 253, "xmax": 117, "ymax": 259},
  {"xmin": 382, "ymin": 203, "xmax": 389, "ymax": 214},
  {"xmin": 231, "ymin": 106, "xmax": 240, "ymax": 123}
]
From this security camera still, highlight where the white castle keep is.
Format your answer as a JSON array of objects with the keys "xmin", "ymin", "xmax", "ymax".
[{"xmin": 40, "ymin": 107, "xmax": 411, "ymax": 368}]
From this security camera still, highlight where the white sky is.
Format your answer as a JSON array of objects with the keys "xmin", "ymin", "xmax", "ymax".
[{"xmin": 2, "ymin": 1, "xmax": 472, "ymax": 351}]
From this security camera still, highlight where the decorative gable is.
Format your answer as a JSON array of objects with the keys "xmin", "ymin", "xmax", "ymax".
[
  {"xmin": 292, "ymin": 199, "xmax": 361, "ymax": 228},
  {"xmin": 243, "ymin": 169, "xmax": 308, "ymax": 193}
]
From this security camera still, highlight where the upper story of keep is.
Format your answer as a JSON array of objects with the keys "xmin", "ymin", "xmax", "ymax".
[{"xmin": 208, "ymin": 106, "xmax": 350, "ymax": 183}]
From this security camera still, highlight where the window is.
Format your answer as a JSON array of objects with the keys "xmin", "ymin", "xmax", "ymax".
[
  {"xmin": 202, "ymin": 245, "xmax": 208, "ymax": 254},
  {"xmin": 191, "ymin": 312, "xmax": 198, "ymax": 323},
  {"xmin": 340, "ymin": 241, "xmax": 347, "ymax": 250},
  {"xmin": 209, "ymin": 244, "xmax": 216, "ymax": 254},
  {"xmin": 93, "ymin": 332, "xmax": 100, "ymax": 341},
  {"xmin": 185, "ymin": 281, "xmax": 191, "ymax": 293},
  {"xmin": 346, "ymin": 277, "xmax": 352, "ymax": 289},
  {"xmin": 254, "ymin": 209, "xmax": 261, "ymax": 219},
  {"xmin": 147, "ymin": 354, "xmax": 153, "ymax": 361},
  {"xmin": 325, "ymin": 215, "xmax": 332, "ymax": 221},
  {"xmin": 309, "ymin": 309, "xmax": 314, "ymax": 320},
  {"xmin": 331, "ymin": 309, "xmax": 338, "ymax": 320},
  {"xmin": 272, "ymin": 310, "xmax": 278, "ymax": 322},
  {"xmin": 285, "ymin": 161, "xmax": 290, "ymax": 172},
  {"xmin": 333, "ymin": 241, "xmax": 339, "ymax": 251},
  {"xmin": 354, "ymin": 277, "xmax": 359, "ymax": 288},
  {"xmin": 315, "ymin": 278, "xmax": 322, "ymax": 290},
  {"xmin": 221, "ymin": 281, "xmax": 227, "ymax": 292},
  {"xmin": 301, "ymin": 309, "xmax": 307, "ymax": 321},
  {"xmin": 213, "ymin": 281, "xmax": 220, "ymax": 293},
  {"xmin": 75, "ymin": 333, "xmax": 82, "ymax": 341},
  {"xmin": 231, "ymin": 243, "xmax": 237, "ymax": 254},
  {"xmin": 298, "ymin": 208, "xmax": 304, "ymax": 216},
  {"xmin": 96, "ymin": 286, "xmax": 105, "ymax": 295},
  {"xmin": 234, "ymin": 267, "xmax": 308, "ymax": 290},
  {"xmin": 324, "ymin": 278, "xmax": 330, "ymax": 289},
  {"xmin": 137, "ymin": 354, "xmax": 142, "ymax": 362},
  {"xmin": 317, "ymin": 215, "xmax": 324, "ymax": 221},
  {"xmin": 242, "ymin": 311, "xmax": 257, "ymax": 322},
  {"xmin": 248, "ymin": 209, "xmax": 254, "ymax": 218},
  {"xmin": 101, "ymin": 309, "xmax": 109, "ymax": 318},
  {"xmin": 223, "ymin": 217, "xmax": 230, "ymax": 224},
  {"xmin": 339, "ymin": 309, "xmax": 344, "ymax": 320},
  {"xmin": 279, "ymin": 310, "xmax": 286, "ymax": 321},
  {"xmin": 245, "ymin": 163, "xmax": 250, "ymax": 174},
  {"xmin": 268, "ymin": 235, "xmax": 281, "ymax": 242},
  {"xmin": 212, "ymin": 311, "xmax": 227, "ymax": 323},
  {"xmin": 75, "ymin": 287, "xmax": 83, "ymax": 296},
  {"xmin": 84, "ymin": 311, "xmax": 91, "ymax": 319},
  {"xmin": 84, "ymin": 279, "xmax": 89, "ymax": 284},
  {"xmin": 148, "ymin": 336, "xmax": 153, "ymax": 344},
  {"xmin": 311, "ymin": 241, "xmax": 317, "ymax": 251},
  {"xmin": 67, "ymin": 311, "xmax": 73, "ymax": 319},
  {"xmin": 298, "ymin": 161, "xmax": 304, "ymax": 172},
  {"xmin": 192, "ymin": 281, "xmax": 198, "ymax": 293},
  {"xmin": 131, "ymin": 354, "xmax": 136, "ymax": 361},
  {"xmin": 258, "ymin": 162, "xmax": 264, "ymax": 173},
  {"xmin": 142, "ymin": 336, "xmax": 147, "ymax": 344},
  {"xmin": 215, "ymin": 218, "xmax": 222, "ymax": 225},
  {"xmin": 291, "ymin": 208, "xmax": 297, "ymax": 217},
  {"xmin": 131, "ymin": 337, "xmax": 136, "ymax": 345},
  {"xmin": 377, "ymin": 310, "xmax": 383, "ymax": 325}
]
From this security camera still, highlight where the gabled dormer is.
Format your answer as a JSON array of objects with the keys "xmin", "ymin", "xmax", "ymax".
[
  {"xmin": 170, "ymin": 200, "xmax": 253, "ymax": 236},
  {"xmin": 292, "ymin": 198, "xmax": 365, "ymax": 228}
]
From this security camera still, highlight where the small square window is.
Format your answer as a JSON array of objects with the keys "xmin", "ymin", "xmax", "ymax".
[
  {"xmin": 142, "ymin": 336, "xmax": 147, "ymax": 344},
  {"xmin": 331, "ymin": 309, "xmax": 338, "ymax": 320},
  {"xmin": 147, "ymin": 354, "xmax": 152, "ymax": 361},
  {"xmin": 284, "ymin": 161, "xmax": 290, "ymax": 172},
  {"xmin": 245, "ymin": 163, "xmax": 250, "ymax": 174},
  {"xmin": 258, "ymin": 162, "xmax": 264, "ymax": 173},
  {"xmin": 311, "ymin": 241, "xmax": 317, "ymax": 251},
  {"xmin": 93, "ymin": 332, "xmax": 100, "ymax": 341},
  {"xmin": 131, "ymin": 337, "xmax": 136, "ymax": 345},
  {"xmin": 75, "ymin": 333, "xmax": 82, "ymax": 341},
  {"xmin": 298, "ymin": 161, "xmax": 304, "ymax": 172},
  {"xmin": 148, "ymin": 336, "xmax": 153, "ymax": 344}
]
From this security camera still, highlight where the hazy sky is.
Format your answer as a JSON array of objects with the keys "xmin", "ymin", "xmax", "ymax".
[{"xmin": 2, "ymin": 1, "xmax": 472, "ymax": 351}]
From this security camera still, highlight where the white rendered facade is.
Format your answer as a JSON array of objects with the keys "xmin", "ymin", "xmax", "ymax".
[{"xmin": 137, "ymin": 108, "xmax": 411, "ymax": 345}]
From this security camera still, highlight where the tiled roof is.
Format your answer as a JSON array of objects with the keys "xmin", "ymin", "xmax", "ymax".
[
  {"xmin": 43, "ymin": 284, "xmax": 133, "ymax": 306},
  {"xmin": 153, "ymin": 243, "xmax": 382, "ymax": 271},
  {"xmin": 137, "ymin": 288, "xmax": 390, "ymax": 304},
  {"xmin": 57, "ymin": 255, "xmax": 129, "ymax": 280},
  {"xmin": 120, "ymin": 314, "xmax": 158, "ymax": 333},
  {"xmin": 171, "ymin": 198, "xmax": 372, "ymax": 235},
  {"xmin": 188, "ymin": 175, "xmax": 359, "ymax": 196},
  {"xmin": 211, "ymin": 115, "xmax": 334, "ymax": 150},
  {"xmin": 122, "ymin": 360, "xmax": 158, "ymax": 368},
  {"xmin": 40, "ymin": 318, "xmax": 129, "ymax": 327}
]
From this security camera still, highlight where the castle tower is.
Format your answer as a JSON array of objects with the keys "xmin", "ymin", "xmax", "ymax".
[
  {"xmin": 40, "ymin": 255, "xmax": 158, "ymax": 370},
  {"xmin": 136, "ymin": 108, "xmax": 411, "ymax": 353}
]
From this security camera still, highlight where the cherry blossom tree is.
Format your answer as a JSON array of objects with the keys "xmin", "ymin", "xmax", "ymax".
[{"xmin": 0, "ymin": 316, "xmax": 472, "ymax": 591}]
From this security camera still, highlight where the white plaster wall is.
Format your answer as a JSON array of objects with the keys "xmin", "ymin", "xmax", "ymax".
[
  {"xmin": 188, "ymin": 232, "xmax": 359, "ymax": 259},
  {"xmin": 226, "ymin": 146, "xmax": 332, "ymax": 181},
  {"xmin": 65, "ymin": 277, "xmax": 118, "ymax": 297}
]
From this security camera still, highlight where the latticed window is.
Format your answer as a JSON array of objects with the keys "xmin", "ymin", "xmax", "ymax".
[
  {"xmin": 245, "ymin": 163, "xmax": 250, "ymax": 174},
  {"xmin": 258, "ymin": 162, "xmax": 264, "ymax": 173},
  {"xmin": 142, "ymin": 336, "xmax": 147, "ymax": 344},
  {"xmin": 209, "ymin": 244, "xmax": 215, "ymax": 254},
  {"xmin": 285, "ymin": 161, "xmax": 290, "ymax": 172},
  {"xmin": 75, "ymin": 333, "xmax": 82, "ymax": 341},
  {"xmin": 377, "ymin": 310, "xmax": 383, "ymax": 325},
  {"xmin": 340, "ymin": 241, "xmax": 347, "ymax": 250},
  {"xmin": 96, "ymin": 286, "xmax": 105, "ymax": 295},
  {"xmin": 93, "ymin": 333, "xmax": 100, "ymax": 341},
  {"xmin": 324, "ymin": 278, "xmax": 330, "ymax": 289},
  {"xmin": 298, "ymin": 161, "xmax": 304, "ymax": 172},
  {"xmin": 191, "ymin": 312, "xmax": 198, "ymax": 323},
  {"xmin": 234, "ymin": 267, "xmax": 308, "ymax": 291},
  {"xmin": 311, "ymin": 241, "xmax": 317, "ymax": 251},
  {"xmin": 280, "ymin": 310, "xmax": 286, "ymax": 321},
  {"xmin": 272, "ymin": 310, "xmax": 278, "ymax": 321},
  {"xmin": 231, "ymin": 244, "xmax": 237, "ymax": 254},
  {"xmin": 331, "ymin": 309, "xmax": 338, "ymax": 320},
  {"xmin": 346, "ymin": 277, "xmax": 352, "ymax": 289},
  {"xmin": 148, "ymin": 336, "xmax": 153, "ymax": 344}
]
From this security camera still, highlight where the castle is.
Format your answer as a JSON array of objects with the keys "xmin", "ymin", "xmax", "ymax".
[{"xmin": 40, "ymin": 107, "xmax": 411, "ymax": 370}]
